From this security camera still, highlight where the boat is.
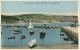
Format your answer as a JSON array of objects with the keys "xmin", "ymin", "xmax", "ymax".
[
  {"xmin": 40, "ymin": 30, "xmax": 45, "ymax": 37},
  {"xmin": 64, "ymin": 38, "xmax": 69, "ymax": 41},
  {"xmin": 13, "ymin": 31, "xmax": 20, "ymax": 34},
  {"xmin": 14, "ymin": 29, "xmax": 21, "ymax": 31},
  {"xmin": 38, "ymin": 25, "xmax": 42, "ymax": 28},
  {"xmin": 13, "ymin": 27, "xmax": 21, "ymax": 33},
  {"xmin": 28, "ymin": 22, "xmax": 34, "ymax": 29},
  {"xmin": 8, "ymin": 37, "xmax": 15, "ymax": 39},
  {"xmin": 1, "ymin": 32, "xmax": 2, "ymax": 34},
  {"xmin": 14, "ymin": 30, "xmax": 21, "ymax": 32},
  {"xmin": 60, "ymin": 34, "xmax": 64, "ymax": 36},
  {"xmin": 28, "ymin": 39, "xmax": 36, "ymax": 48},
  {"xmin": 20, "ymin": 36, "xmax": 26, "ymax": 39},
  {"xmin": 60, "ymin": 31, "xmax": 64, "ymax": 32},
  {"xmin": 29, "ymin": 31, "xmax": 34, "ymax": 35},
  {"xmin": 65, "ymin": 41, "xmax": 74, "ymax": 44},
  {"xmin": 14, "ymin": 27, "xmax": 21, "ymax": 31},
  {"xmin": 60, "ymin": 36, "xmax": 65, "ymax": 38}
]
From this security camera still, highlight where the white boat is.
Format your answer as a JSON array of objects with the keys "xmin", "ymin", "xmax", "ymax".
[
  {"xmin": 28, "ymin": 39, "xmax": 36, "ymax": 48},
  {"xmin": 28, "ymin": 22, "xmax": 34, "ymax": 28},
  {"xmin": 14, "ymin": 27, "xmax": 21, "ymax": 31},
  {"xmin": 65, "ymin": 41, "xmax": 74, "ymax": 44},
  {"xmin": 60, "ymin": 36, "xmax": 65, "ymax": 38}
]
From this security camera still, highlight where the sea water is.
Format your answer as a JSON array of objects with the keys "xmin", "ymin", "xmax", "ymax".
[{"xmin": 1, "ymin": 23, "xmax": 77, "ymax": 47}]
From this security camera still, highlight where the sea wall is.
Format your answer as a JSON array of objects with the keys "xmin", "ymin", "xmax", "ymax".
[
  {"xmin": 61, "ymin": 26, "xmax": 78, "ymax": 42},
  {"xmin": 3, "ymin": 26, "xmax": 60, "ymax": 28}
]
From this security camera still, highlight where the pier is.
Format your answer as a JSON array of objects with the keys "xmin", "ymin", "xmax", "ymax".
[
  {"xmin": 3, "ymin": 26, "xmax": 60, "ymax": 28},
  {"xmin": 61, "ymin": 26, "xmax": 78, "ymax": 42}
]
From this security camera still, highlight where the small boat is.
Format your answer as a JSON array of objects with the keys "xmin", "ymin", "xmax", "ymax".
[
  {"xmin": 60, "ymin": 31, "xmax": 64, "ymax": 32},
  {"xmin": 28, "ymin": 22, "xmax": 34, "ymax": 29},
  {"xmin": 14, "ymin": 27, "xmax": 21, "ymax": 31},
  {"xmin": 14, "ymin": 30, "xmax": 21, "ymax": 32},
  {"xmin": 64, "ymin": 38, "xmax": 69, "ymax": 41},
  {"xmin": 38, "ymin": 25, "xmax": 42, "ymax": 28},
  {"xmin": 20, "ymin": 36, "xmax": 26, "ymax": 39},
  {"xmin": 14, "ymin": 29, "xmax": 21, "ymax": 31},
  {"xmin": 29, "ymin": 31, "xmax": 34, "ymax": 35},
  {"xmin": 40, "ymin": 30, "xmax": 45, "ymax": 37},
  {"xmin": 13, "ymin": 31, "xmax": 20, "ymax": 34},
  {"xmin": 28, "ymin": 39, "xmax": 36, "ymax": 48},
  {"xmin": 60, "ymin": 36, "xmax": 65, "ymax": 38},
  {"xmin": 8, "ymin": 37, "xmax": 15, "ymax": 39},
  {"xmin": 60, "ymin": 34, "xmax": 64, "ymax": 36},
  {"xmin": 1, "ymin": 32, "xmax": 2, "ymax": 34},
  {"xmin": 65, "ymin": 41, "xmax": 74, "ymax": 44}
]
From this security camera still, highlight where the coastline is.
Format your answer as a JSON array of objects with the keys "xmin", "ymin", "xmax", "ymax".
[{"xmin": 1, "ymin": 22, "xmax": 73, "ymax": 25}]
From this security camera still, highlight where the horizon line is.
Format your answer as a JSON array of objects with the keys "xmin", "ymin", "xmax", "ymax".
[{"xmin": 1, "ymin": 12, "xmax": 78, "ymax": 16}]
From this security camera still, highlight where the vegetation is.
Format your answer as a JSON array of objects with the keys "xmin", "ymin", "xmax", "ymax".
[
  {"xmin": 1, "ymin": 15, "xmax": 19, "ymax": 23},
  {"xmin": 1, "ymin": 14, "xmax": 78, "ymax": 23}
]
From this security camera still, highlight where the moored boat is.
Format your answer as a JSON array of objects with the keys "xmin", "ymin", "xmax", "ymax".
[
  {"xmin": 60, "ymin": 34, "xmax": 64, "ymax": 36},
  {"xmin": 60, "ymin": 36, "xmax": 65, "ymax": 38},
  {"xmin": 20, "ymin": 36, "xmax": 26, "ymax": 39},
  {"xmin": 40, "ymin": 30, "xmax": 45, "ymax": 37},
  {"xmin": 28, "ymin": 39, "xmax": 36, "ymax": 48},
  {"xmin": 13, "ymin": 31, "xmax": 20, "ymax": 34},
  {"xmin": 64, "ymin": 38, "xmax": 69, "ymax": 41},
  {"xmin": 65, "ymin": 41, "xmax": 74, "ymax": 44},
  {"xmin": 29, "ymin": 31, "xmax": 34, "ymax": 35},
  {"xmin": 8, "ymin": 37, "xmax": 15, "ymax": 39}
]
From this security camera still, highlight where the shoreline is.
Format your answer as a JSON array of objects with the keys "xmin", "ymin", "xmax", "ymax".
[
  {"xmin": 1, "ymin": 44, "xmax": 78, "ymax": 49},
  {"xmin": 1, "ymin": 22, "xmax": 73, "ymax": 25}
]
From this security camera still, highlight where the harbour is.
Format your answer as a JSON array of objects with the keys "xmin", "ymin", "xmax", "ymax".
[
  {"xmin": 1, "ymin": 23, "xmax": 78, "ymax": 49},
  {"xmin": 1, "ymin": 1, "xmax": 78, "ymax": 49}
]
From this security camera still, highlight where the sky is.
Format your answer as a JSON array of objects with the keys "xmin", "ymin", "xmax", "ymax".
[{"xmin": 1, "ymin": 1, "xmax": 78, "ymax": 16}]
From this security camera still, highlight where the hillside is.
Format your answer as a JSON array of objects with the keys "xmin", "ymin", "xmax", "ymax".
[{"xmin": 1, "ymin": 14, "xmax": 78, "ymax": 23}]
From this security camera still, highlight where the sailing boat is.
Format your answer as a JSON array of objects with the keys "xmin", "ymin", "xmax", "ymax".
[
  {"xmin": 28, "ymin": 22, "xmax": 34, "ymax": 28},
  {"xmin": 28, "ymin": 21, "xmax": 34, "ymax": 35}
]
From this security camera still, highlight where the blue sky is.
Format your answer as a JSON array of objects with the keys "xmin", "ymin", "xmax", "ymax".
[{"xmin": 1, "ymin": 1, "xmax": 78, "ymax": 15}]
